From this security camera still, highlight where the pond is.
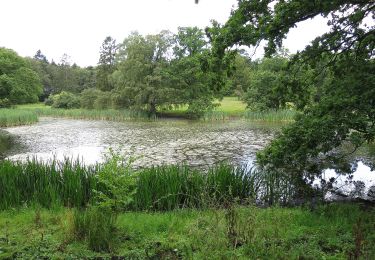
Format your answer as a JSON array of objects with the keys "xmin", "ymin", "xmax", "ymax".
[
  {"xmin": 1, "ymin": 117, "xmax": 374, "ymax": 201},
  {"xmin": 2, "ymin": 117, "xmax": 279, "ymax": 168}
]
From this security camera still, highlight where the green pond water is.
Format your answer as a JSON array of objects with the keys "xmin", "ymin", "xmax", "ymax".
[
  {"xmin": 1, "ymin": 117, "xmax": 374, "ymax": 200},
  {"xmin": 2, "ymin": 117, "xmax": 280, "ymax": 168}
]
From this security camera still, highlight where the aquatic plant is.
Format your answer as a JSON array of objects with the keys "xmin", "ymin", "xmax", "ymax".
[
  {"xmin": 0, "ymin": 158, "xmax": 97, "ymax": 209},
  {"xmin": 243, "ymin": 109, "xmax": 298, "ymax": 122},
  {"xmin": 134, "ymin": 164, "xmax": 262, "ymax": 211},
  {"xmin": 0, "ymin": 109, "xmax": 38, "ymax": 127},
  {"xmin": 33, "ymin": 108, "xmax": 150, "ymax": 121},
  {"xmin": 0, "ymin": 157, "xmax": 299, "ymax": 210}
]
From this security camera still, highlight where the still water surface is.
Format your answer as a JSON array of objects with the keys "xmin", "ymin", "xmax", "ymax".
[
  {"xmin": 2, "ymin": 117, "xmax": 374, "ymax": 199},
  {"xmin": 4, "ymin": 117, "xmax": 278, "ymax": 167}
]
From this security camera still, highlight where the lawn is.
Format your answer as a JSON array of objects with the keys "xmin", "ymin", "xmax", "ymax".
[
  {"xmin": 213, "ymin": 96, "xmax": 247, "ymax": 115},
  {"xmin": 0, "ymin": 203, "xmax": 374, "ymax": 259}
]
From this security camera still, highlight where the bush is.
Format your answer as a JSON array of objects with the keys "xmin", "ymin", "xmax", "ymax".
[
  {"xmin": 0, "ymin": 98, "xmax": 11, "ymax": 108},
  {"xmin": 50, "ymin": 91, "xmax": 80, "ymax": 109},
  {"xmin": 94, "ymin": 91, "xmax": 112, "ymax": 109},
  {"xmin": 44, "ymin": 96, "xmax": 54, "ymax": 106},
  {"xmin": 80, "ymin": 88, "xmax": 102, "ymax": 109}
]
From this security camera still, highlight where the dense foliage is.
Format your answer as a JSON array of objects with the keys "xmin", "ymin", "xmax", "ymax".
[
  {"xmin": 212, "ymin": 0, "xmax": 374, "ymax": 179},
  {"xmin": 0, "ymin": 48, "xmax": 42, "ymax": 105}
]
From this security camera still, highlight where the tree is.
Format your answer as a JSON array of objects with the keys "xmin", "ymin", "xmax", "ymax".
[
  {"xmin": 97, "ymin": 36, "xmax": 117, "ymax": 91},
  {"xmin": 171, "ymin": 27, "xmax": 225, "ymax": 117},
  {"xmin": 211, "ymin": 0, "xmax": 374, "ymax": 181},
  {"xmin": 243, "ymin": 55, "xmax": 289, "ymax": 110},
  {"xmin": 0, "ymin": 48, "xmax": 42, "ymax": 104},
  {"xmin": 228, "ymin": 53, "xmax": 253, "ymax": 97},
  {"xmin": 113, "ymin": 31, "xmax": 178, "ymax": 116},
  {"xmin": 28, "ymin": 50, "xmax": 53, "ymax": 100}
]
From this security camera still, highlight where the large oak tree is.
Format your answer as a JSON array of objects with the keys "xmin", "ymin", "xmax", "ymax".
[{"xmin": 211, "ymin": 0, "xmax": 374, "ymax": 182}]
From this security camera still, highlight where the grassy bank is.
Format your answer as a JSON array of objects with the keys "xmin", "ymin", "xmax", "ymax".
[
  {"xmin": 244, "ymin": 109, "xmax": 299, "ymax": 122},
  {"xmin": 15, "ymin": 103, "xmax": 150, "ymax": 122},
  {"xmin": 0, "ymin": 109, "xmax": 38, "ymax": 127},
  {"xmin": 35, "ymin": 108, "xmax": 150, "ymax": 121},
  {"xmin": 17, "ymin": 98, "xmax": 296, "ymax": 122},
  {"xmin": 0, "ymin": 204, "xmax": 374, "ymax": 259},
  {"xmin": 0, "ymin": 159, "xmax": 374, "ymax": 258}
]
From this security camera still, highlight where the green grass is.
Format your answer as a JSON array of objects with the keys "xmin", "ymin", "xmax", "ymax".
[
  {"xmin": 0, "ymin": 109, "xmax": 38, "ymax": 127},
  {"xmin": 14, "ymin": 98, "xmax": 299, "ymax": 122},
  {"xmin": 16, "ymin": 103, "xmax": 150, "ymax": 122},
  {"xmin": 214, "ymin": 96, "xmax": 247, "ymax": 116},
  {"xmin": 244, "ymin": 109, "xmax": 299, "ymax": 122},
  {"xmin": 0, "ymin": 159, "xmax": 98, "ymax": 210},
  {"xmin": 16, "ymin": 103, "xmax": 46, "ymax": 109},
  {"xmin": 34, "ymin": 107, "xmax": 150, "ymax": 121},
  {"xmin": 0, "ymin": 159, "xmax": 268, "ymax": 211},
  {"xmin": 0, "ymin": 157, "xmax": 295, "ymax": 211},
  {"xmin": 0, "ymin": 204, "xmax": 374, "ymax": 258},
  {"xmin": 162, "ymin": 97, "xmax": 298, "ymax": 121},
  {"xmin": 135, "ymin": 164, "xmax": 260, "ymax": 211}
]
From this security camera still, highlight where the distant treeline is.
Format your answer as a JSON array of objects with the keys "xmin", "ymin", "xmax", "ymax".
[{"xmin": 1, "ymin": 27, "xmax": 332, "ymax": 117}]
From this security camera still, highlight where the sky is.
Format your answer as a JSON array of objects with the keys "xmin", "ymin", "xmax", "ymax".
[{"xmin": 1, "ymin": 0, "xmax": 330, "ymax": 67}]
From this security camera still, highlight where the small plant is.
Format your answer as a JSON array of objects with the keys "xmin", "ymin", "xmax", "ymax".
[
  {"xmin": 92, "ymin": 149, "xmax": 137, "ymax": 211},
  {"xmin": 350, "ymin": 218, "xmax": 364, "ymax": 259},
  {"xmin": 72, "ymin": 207, "xmax": 117, "ymax": 252}
]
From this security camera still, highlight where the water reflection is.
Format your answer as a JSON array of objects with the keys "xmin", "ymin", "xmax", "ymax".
[
  {"xmin": 2, "ymin": 117, "xmax": 374, "ymax": 201},
  {"xmin": 4, "ymin": 117, "xmax": 277, "ymax": 168}
]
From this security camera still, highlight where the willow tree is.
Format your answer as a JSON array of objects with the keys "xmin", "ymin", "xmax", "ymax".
[
  {"xmin": 210, "ymin": 1, "xmax": 374, "ymax": 182},
  {"xmin": 112, "ymin": 31, "xmax": 179, "ymax": 116}
]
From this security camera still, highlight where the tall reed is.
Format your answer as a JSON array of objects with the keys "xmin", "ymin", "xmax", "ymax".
[
  {"xmin": 0, "ymin": 109, "xmax": 38, "ymax": 127},
  {"xmin": 0, "ymin": 158, "xmax": 299, "ymax": 210},
  {"xmin": 134, "ymin": 164, "xmax": 263, "ymax": 211},
  {"xmin": 33, "ymin": 108, "xmax": 150, "ymax": 121},
  {"xmin": 244, "ymin": 109, "xmax": 298, "ymax": 122},
  {"xmin": 0, "ymin": 158, "xmax": 97, "ymax": 209}
]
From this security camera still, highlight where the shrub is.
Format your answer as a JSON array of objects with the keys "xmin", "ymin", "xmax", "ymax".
[
  {"xmin": 94, "ymin": 91, "xmax": 112, "ymax": 109},
  {"xmin": 0, "ymin": 98, "xmax": 11, "ymax": 108},
  {"xmin": 80, "ymin": 88, "xmax": 102, "ymax": 109},
  {"xmin": 51, "ymin": 91, "xmax": 80, "ymax": 109},
  {"xmin": 44, "ymin": 96, "xmax": 54, "ymax": 106}
]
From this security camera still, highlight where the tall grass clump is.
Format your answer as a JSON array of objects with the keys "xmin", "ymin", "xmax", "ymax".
[
  {"xmin": 0, "ymin": 109, "xmax": 38, "ymax": 127},
  {"xmin": 244, "ymin": 109, "xmax": 298, "ymax": 122},
  {"xmin": 0, "ymin": 158, "xmax": 97, "ymax": 209},
  {"xmin": 0, "ymin": 157, "xmax": 303, "ymax": 211},
  {"xmin": 134, "ymin": 164, "xmax": 262, "ymax": 211},
  {"xmin": 33, "ymin": 108, "xmax": 150, "ymax": 121},
  {"xmin": 71, "ymin": 207, "xmax": 117, "ymax": 252},
  {"xmin": 201, "ymin": 111, "xmax": 230, "ymax": 121}
]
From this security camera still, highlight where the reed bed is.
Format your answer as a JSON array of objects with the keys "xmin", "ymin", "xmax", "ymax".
[
  {"xmin": 0, "ymin": 158, "xmax": 298, "ymax": 210},
  {"xmin": 201, "ymin": 111, "xmax": 232, "ymax": 121},
  {"xmin": 201, "ymin": 109, "xmax": 298, "ymax": 122},
  {"xmin": 0, "ymin": 109, "xmax": 38, "ymax": 127},
  {"xmin": 0, "ymin": 158, "xmax": 97, "ymax": 209},
  {"xmin": 134, "ymin": 164, "xmax": 260, "ymax": 210},
  {"xmin": 33, "ymin": 108, "xmax": 150, "ymax": 121},
  {"xmin": 244, "ymin": 109, "xmax": 298, "ymax": 122}
]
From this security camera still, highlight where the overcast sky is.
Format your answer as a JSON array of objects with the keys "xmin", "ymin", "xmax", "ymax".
[{"xmin": 1, "ymin": 0, "xmax": 329, "ymax": 67}]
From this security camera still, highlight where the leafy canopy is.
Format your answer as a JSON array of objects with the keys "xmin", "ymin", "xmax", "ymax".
[
  {"xmin": 212, "ymin": 0, "xmax": 374, "ymax": 176},
  {"xmin": 0, "ymin": 48, "xmax": 42, "ymax": 104}
]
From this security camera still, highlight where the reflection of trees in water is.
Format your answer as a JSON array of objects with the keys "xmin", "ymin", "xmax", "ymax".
[{"xmin": 0, "ymin": 130, "xmax": 13, "ymax": 159}]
